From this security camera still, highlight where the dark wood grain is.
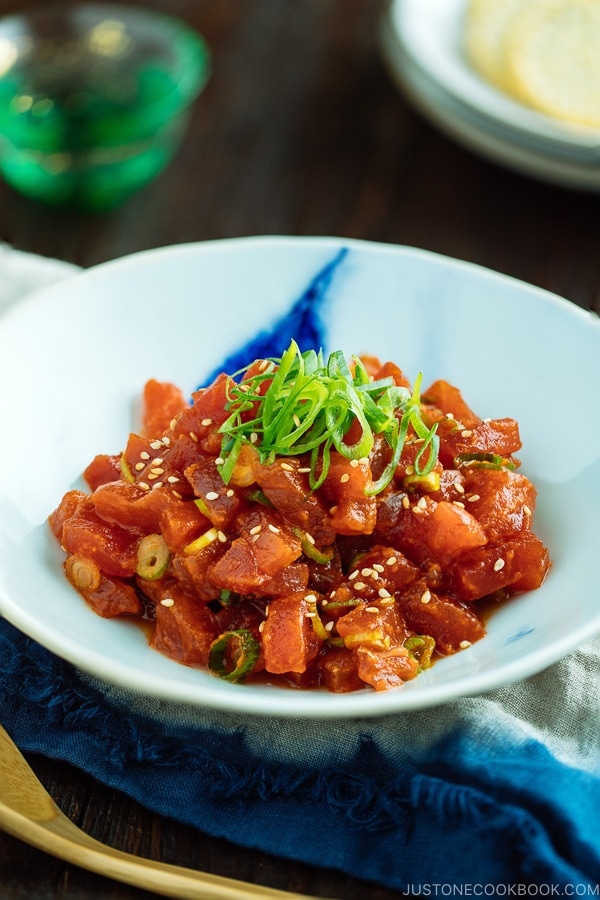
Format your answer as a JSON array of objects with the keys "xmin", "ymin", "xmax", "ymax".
[{"xmin": 0, "ymin": 1, "xmax": 598, "ymax": 898}]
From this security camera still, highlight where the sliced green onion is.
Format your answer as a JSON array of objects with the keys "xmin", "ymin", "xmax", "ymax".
[
  {"xmin": 404, "ymin": 634, "xmax": 435, "ymax": 669},
  {"xmin": 403, "ymin": 471, "xmax": 441, "ymax": 492},
  {"xmin": 455, "ymin": 452, "xmax": 516, "ymax": 471},
  {"xmin": 292, "ymin": 527, "xmax": 334, "ymax": 563},
  {"xmin": 65, "ymin": 555, "xmax": 102, "ymax": 592},
  {"xmin": 183, "ymin": 527, "xmax": 219, "ymax": 555},
  {"xmin": 136, "ymin": 534, "xmax": 170, "ymax": 580},
  {"xmin": 325, "ymin": 598, "xmax": 363, "ymax": 610},
  {"xmin": 120, "ymin": 454, "xmax": 135, "ymax": 484},
  {"xmin": 208, "ymin": 629, "xmax": 260, "ymax": 682},
  {"xmin": 245, "ymin": 488, "xmax": 274, "ymax": 507},
  {"xmin": 217, "ymin": 341, "xmax": 439, "ymax": 496}
]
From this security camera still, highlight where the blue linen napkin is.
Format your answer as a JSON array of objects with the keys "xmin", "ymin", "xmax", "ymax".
[{"xmin": 0, "ymin": 246, "xmax": 599, "ymax": 893}]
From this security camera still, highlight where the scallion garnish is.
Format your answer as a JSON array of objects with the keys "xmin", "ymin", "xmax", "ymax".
[
  {"xmin": 455, "ymin": 452, "xmax": 516, "ymax": 471},
  {"xmin": 217, "ymin": 341, "xmax": 439, "ymax": 495},
  {"xmin": 208, "ymin": 629, "xmax": 260, "ymax": 682}
]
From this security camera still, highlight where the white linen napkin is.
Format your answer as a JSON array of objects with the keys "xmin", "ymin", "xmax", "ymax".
[{"xmin": 0, "ymin": 242, "xmax": 81, "ymax": 314}]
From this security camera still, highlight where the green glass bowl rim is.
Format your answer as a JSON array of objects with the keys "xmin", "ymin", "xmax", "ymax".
[{"xmin": 0, "ymin": 3, "xmax": 211, "ymax": 123}]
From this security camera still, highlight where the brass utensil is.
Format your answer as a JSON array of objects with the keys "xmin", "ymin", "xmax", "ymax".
[{"xmin": 0, "ymin": 724, "xmax": 321, "ymax": 899}]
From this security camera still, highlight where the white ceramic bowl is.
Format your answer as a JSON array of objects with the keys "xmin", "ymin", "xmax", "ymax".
[
  {"xmin": 0, "ymin": 236, "xmax": 598, "ymax": 718},
  {"xmin": 381, "ymin": 0, "xmax": 600, "ymax": 190}
]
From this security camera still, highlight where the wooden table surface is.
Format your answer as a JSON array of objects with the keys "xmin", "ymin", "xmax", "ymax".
[{"xmin": 0, "ymin": 1, "xmax": 598, "ymax": 898}]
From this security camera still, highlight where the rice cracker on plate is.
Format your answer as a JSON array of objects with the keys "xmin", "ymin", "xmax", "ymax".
[
  {"xmin": 463, "ymin": 0, "xmax": 525, "ymax": 92},
  {"xmin": 504, "ymin": 0, "xmax": 600, "ymax": 129}
]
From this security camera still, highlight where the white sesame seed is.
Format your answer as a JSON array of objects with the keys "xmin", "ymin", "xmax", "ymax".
[
  {"xmin": 167, "ymin": 476, "xmax": 180, "ymax": 484},
  {"xmin": 371, "ymin": 570, "xmax": 379, "ymax": 580},
  {"xmin": 361, "ymin": 567, "xmax": 373, "ymax": 577},
  {"xmin": 268, "ymin": 524, "xmax": 280, "ymax": 533},
  {"xmin": 162, "ymin": 437, "xmax": 171, "ymax": 446},
  {"xmin": 402, "ymin": 496, "xmax": 410, "ymax": 509},
  {"xmin": 459, "ymin": 640, "xmax": 472, "ymax": 649},
  {"xmin": 483, "ymin": 417, "xmax": 492, "ymax": 424},
  {"xmin": 259, "ymin": 621, "xmax": 265, "ymax": 632},
  {"xmin": 325, "ymin": 621, "xmax": 334, "ymax": 632},
  {"xmin": 251, "ymin": 533, "xmax": 261, "ymax": 543},
  {"xmin": 215, "ymin": 457, "xmax": 224, "ymax": 466},
  {"xmin": 330, "ymin": 505, "xmax": 338, "ymax": 514},
  {"xmin": 446, "ymin": 412, "xmax": 455, "ymax": 420},
  {"xmin": 348, "ymin": 570, "xmax": 359, "ymax": 580},
  {"xmin": 298, "ymin": 467, "xmax": 311, "ymax": 473},
  {"xmin": 378, "ymin": 587, "xmax": 391, "ymax": 598},
  {"xmin": 280, "ymin": 462, "xmax": 294, "ymax": 471},
  {"xmin": 417, "ymin": 497, "xmax": 427, "ymax": 509},
  {"xmin": 365, "ymin": 606, "xmax": 379, "ymax": 613},
  {"xmin": 217, "ymin": 531, "xmax": 227, "ymax": 543},
  {"xmin": 494, "ymin": 558, "xmax": 505, "ymax": 572},
  {"xmin": 150, "ymin": 467, "xmax": 164, "ymax": 476},
  {"xmin": 359, "ymin": 457, "xmax": 369, "ymax": 465},
  {"xmin": 201, "ymin": 418, "xmax": 213, "ymax": 427},
  {"xmin": 205, "ymin": 491, "xmax": 219, "ymax": 501},
  {"xmin": 250, "ymin": 432, "xmax": 258, "ymax": 443},
  {"xmin": 189, "ymin": 432, "xmax": 199, "ymax": 442},
  {"xmin": 386, "ymin": 557, "xmax": 397, "ymax": 566},
  {"xmin": 350, "ymin": 459, "xmax": 359, "ymax": 468},
  {"xmin": 340, "ymin": 473, "xmax": 350, "ymax": 483},
  {"xmin": 412, "ymin": 507, "xmax": 424, "ymax": 516},
  {"xmin": 135, "ymin": 462, "xmax": 145, "ymax": 471},
  {"xmin": 153, "ymin": 458, "xmax": 164, "ymax": 466},
  {"xmin": 169, "ymin": 418, "xmax": 178, "ymax": 430},
  {"xmin": 421, "ymin": 590, "xmax": 431, "ymax": 604},
  {"xmin": 147, "ymin": 473, "xmax": 159, "ymax": 481},
  {"xmin": 354, "ymin": 581, "xmax": 366, "ymax": 590},
  {"xmin": 305, "ymin": 533, "xmax": 315, "ymax": 545},
  {"xmin": 150, "ymin": 440, "xmax": 163, "ymax": 450},
  {"xmin": 453, "ymin": 501, "xmax": 465, "ymax": 508},
  {"xmin": 140, "ymin": 451, "xmax": 150, "ymax": 460},
  {"xmin": 523, "ymin": 505, "xmax": 532, "ymax": 516},
  {"xmin": 304, "ymin": 611, "xmax": 316, "ymax": 618},
  {"xmin": 405, "ymin": 465, "xmax": 415, "ymax": 476},
  {"xmin": 160, "ymin": 598, "xmax": 174, "ymax": 607},
  {"xmin": 461, "ymin": 430, "xmax": 473, "ymax": 438},
  {"xmin": 226, "ymin": 489, "xmax": 234, "ymax": 497},
  {"xmin": 172, "ymin": 490, "xmax": 183, "ymax": 500},
  {"xmin": 304, "ymin": 594, "xmax": 317, "ymax": 603},
  {"xmin": 293, "ymin": 414, "xmax": 301, "ymax": 427},
  {"xmin": 258, "ymin": 359, "xmax": 269, "ymax": 372},
  {"xmin": 454, "ymin": 482, "xmax": 465, "ymax": 494},
  {"xmin": 467, "ymin": 494, "xmax": 480, "ymax": 503},
  {"xmin": 249, "ymin": 525, "xmax": 262, "ymax": 535},
  {"xmin": 152, "ymin": 481, "xmax": 164, "ymax": 490},
  {"xmin": 373, "ymin": 564, "xmax": 385, "ymax": 573}
]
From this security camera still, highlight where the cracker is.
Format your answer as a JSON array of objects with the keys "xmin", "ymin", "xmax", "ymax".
[
  {"xmin": 504, "ymin": 0, "xmax": 600, "ymax": 128},
  {"xmin": 463, "ymin": 0, "xmax": 525, "ymax": 91}
]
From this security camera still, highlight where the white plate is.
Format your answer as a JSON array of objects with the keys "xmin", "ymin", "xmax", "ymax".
[
  {"xmin": 0, "ymin": 236, "xmax": 599, "ymax": 718},
  {"xmin": 381, "ymin": 0, "xmax": 600, "ymax": 189}
]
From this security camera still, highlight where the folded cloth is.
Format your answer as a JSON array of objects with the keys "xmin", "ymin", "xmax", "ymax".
[
  {"xmin": 0, "ymin": 245, "xmax": 598, "ymax": 893},
  {"xmin": 0, "ymin": 242, "xmax": 80, "ymax": 313}
]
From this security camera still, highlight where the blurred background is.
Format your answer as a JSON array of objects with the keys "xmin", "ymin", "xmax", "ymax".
[{"xmin": 0, "ymin": 0, "xmax": 597, "ymax": 317}]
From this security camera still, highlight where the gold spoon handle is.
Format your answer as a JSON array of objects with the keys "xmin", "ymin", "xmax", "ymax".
[
  {"xmin": 1, "ymin": 802, "xmax": 320, "ymax": 899},
  {"xmin": 0, "ymin": 725, "xmax": 324, "ymax": 900}
]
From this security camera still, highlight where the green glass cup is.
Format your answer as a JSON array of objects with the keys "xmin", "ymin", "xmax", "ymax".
[{"xmin": 0, "ymin": 3, "xmax": 210, "ymax": 210}]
